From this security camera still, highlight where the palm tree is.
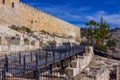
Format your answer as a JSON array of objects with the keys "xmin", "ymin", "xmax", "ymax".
[
  {"xmin": 85, "ymin": 20, "xmax": 96, "ymax": 44},
  {"xmin": 99, "ymin": 22, "xmax": 111, "ymax": 45},
  {"xmin": 92, "ymin": 21, "xmax": 99, "ymax": 44},
  {"xmin": 93, "ymin": 22, "xmax": 99, "ymax": 33},
  {"xmin": 85, "ymin": 28, "xmax": 90, "ymax": 43},
  {"xmin": 92, "ymin": 27, "xmax": 101, "ymax": 45}
]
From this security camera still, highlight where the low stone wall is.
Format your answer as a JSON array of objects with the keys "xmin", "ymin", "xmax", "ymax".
[
  {"xmin": 0, "ymin": 44, "xmax": 38, "ymax": 54},
  {"xmin": 65, "ymin": 46, "xmax": 94, "ymax": 77},
  {"xmin": 0, "ymin": 72, "xmax": 32, "ymax": 80}
]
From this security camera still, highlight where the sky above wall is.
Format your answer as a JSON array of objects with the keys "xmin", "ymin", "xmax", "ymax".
[{"xmin": 21, "ymin": 0, "xmax": 120, "ymax": 28}]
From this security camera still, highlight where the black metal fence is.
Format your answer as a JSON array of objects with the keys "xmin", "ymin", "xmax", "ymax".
[{"xmin": 0, "ymin": 45, "xmax": 85, "ymax": 80}]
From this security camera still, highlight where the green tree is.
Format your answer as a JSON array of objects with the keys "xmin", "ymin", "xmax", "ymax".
[
  {"xmin": 99, "ymin": 23, "xmax": 111, "ymax": 45},
  {"xmin": 92, "ymin": 27, "xmax": 101, "ymax": 45},
  {"xmin": 85, "ymin": 20, "xmax": 96, "ymax": 44},
  {"xmin": 106, "ymin": 39, "xmax": 119, "ymax": 50},
  {"xmin": 92, "ymin": 21, "xmax": 99, "ymax": 44},
  {"xmin": 85, "ymin": 17, "xmax": 111, "ymax": 46}
]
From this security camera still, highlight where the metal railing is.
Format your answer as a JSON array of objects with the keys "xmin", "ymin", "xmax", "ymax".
[{"xmin": 0, "ymin": 45, "xmax": 85, "ymax": 80}]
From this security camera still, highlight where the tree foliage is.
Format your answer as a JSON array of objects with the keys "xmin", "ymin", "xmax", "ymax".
[
  {"xmin": 85, "ymin": 17, "xmax": 111, "ymax": 45},
  {"xmin": 94, "ymin": 44, "xmax": 107, "ymax": 53},
  {"xmin": 85, "ymin": 17, "xmax": 118, "ymax": 53},
  {"xmin": 106, "ymin": 39, "xmax": 119, "ymax": 50}
]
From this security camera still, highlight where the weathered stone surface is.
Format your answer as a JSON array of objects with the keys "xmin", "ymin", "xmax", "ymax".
[
  {"xmin": 66, "ymin": 46, "xmax": 94, "ymax": 77},
  {"xmin": 0, "ymin": 0, "xmax": 81, "ymax": 41},
  {"xmin": 66, "ymin": 67, "xmax": 80, "ymax": 77},
  {"xmin": 71, "ymin": 59, "xmax": 80, "ymax": 68}
]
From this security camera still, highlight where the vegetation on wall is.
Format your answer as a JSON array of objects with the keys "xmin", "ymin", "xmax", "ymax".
[
  {"xmin": 9, "ymin": 25, "xmax": 32, "ymax": 33},
  {"xmin": 40, "ymin": 30, "xmax": 47, "ymax": 35},
  {"xmin": 40, "ymin": 30, "xmax": 50, "ymax": 35}
]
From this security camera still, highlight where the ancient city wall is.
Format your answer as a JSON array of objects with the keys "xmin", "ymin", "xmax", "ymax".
[
  {"xmin": 0, "ymin": 0, "xmax": 81, "ymax": 41},
  {"xmin": 19, "ymin": 2, "xmax": 80, "ymax": 39}
]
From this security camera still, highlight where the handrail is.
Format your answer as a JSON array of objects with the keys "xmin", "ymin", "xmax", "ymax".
[{"xmin": 0, "ymin": 45, "xmax": 85, "ymax": 79}]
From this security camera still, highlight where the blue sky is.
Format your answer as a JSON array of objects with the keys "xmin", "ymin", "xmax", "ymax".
[{"xmin": 21, "ymin": 0, "xmax": 120, "ymax": 28}]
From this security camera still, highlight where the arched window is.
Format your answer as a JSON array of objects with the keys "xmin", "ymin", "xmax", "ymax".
[
  {"xmin": 12, "ymin": 2, "xmax": 14, "ymax": 8},
  {"xmin": 2, "ymin": 0, "xmax": 5, "ymax": 4}
]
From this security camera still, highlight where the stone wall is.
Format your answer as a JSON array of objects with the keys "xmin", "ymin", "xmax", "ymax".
[
  {"xmin": 0, "ymin": 0, "xmax": 81, "ymax": 41},
  {"xmin": 0, "ymin": 0, "xmax": 19, "ymax": 8},
  {"xmin": 65, "ymin": 46, "xmax": 111, "ymax": 79},
  {"xmin": 65, "ymin": 46, "xmax": 94, "ymax": 77},
  {"xmin": 0, "ymin": 36, "xmax": 38, "ymax": 54}
]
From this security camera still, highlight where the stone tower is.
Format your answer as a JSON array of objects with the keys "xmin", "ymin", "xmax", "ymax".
[{"xmin": 0, "ymin": 0, "xmax": 19, "ymax": 7}]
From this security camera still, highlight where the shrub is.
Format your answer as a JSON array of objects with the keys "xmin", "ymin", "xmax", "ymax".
[
  {"xmin": 9, "ymin": 25, "xmax": 32, "ymax": 33},
  {"xmin": 25, "ymin": 27, "xmax": 32, "ymax": 33},
  {"xmin": 9, "ymin": 25, "xmax": 19, "ymax": 31},
  {"xmin": 20, "ymin": 26, "xmax": 32, "ymax": 33},
  {"xmin": 106, "ymin": 39, "xmax": 119, "ymax": 50},
  {"xmin": 94, "ymin": 44, "xmax": 107, "ymax": 53}
]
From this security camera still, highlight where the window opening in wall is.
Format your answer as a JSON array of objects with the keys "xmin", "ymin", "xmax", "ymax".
[
  {"xmin": 2, "ymin": 0, "xmax": 5, "ymax": 4},
  {"xmin": 12, "ymin": 2, "xmax": 14, "ymax": 8}
]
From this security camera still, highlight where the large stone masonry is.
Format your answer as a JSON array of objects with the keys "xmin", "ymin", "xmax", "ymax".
[
  {"xmin": 65, "ymin": 46, "xmax": 94, "ymax": 77},
  {"xmin": 0, "ymin": 0, "xmax": 81, "ymax": 42},
  {"xmin": 0, "ymin": 36, "xmax": 40, "ymax": 54},
  {"xmin": 1, "ymin": 37, "xmax": 9, "ymax": 53}
]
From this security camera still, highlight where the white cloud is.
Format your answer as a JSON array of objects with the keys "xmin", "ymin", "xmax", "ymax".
[
  {"xmin": 96, "ymin": 10, "xmax": 106, "ymax": 15},
  {"xmin": 86, "ymin": 11, "xmax": 120, "ymax": 27}
]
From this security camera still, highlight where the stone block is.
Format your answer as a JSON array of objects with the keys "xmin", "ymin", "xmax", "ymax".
[
  {"xmin": 66, "ymin": 67, "xmax": 80, "ymax": 77},
  {"xmin": 35, "ymin": 40, "xmax": 39, "ymax": 48},
  {"xmin": 71, "ymin": 59, "xmax": 80, "ymax": 68},
  {"xmin": 2, "ymin": 45, "xmax": 9, "ymax": 52},
  {"xmin": 85, "ymin": 47, "xmax": 90, "ymax": 53}
]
